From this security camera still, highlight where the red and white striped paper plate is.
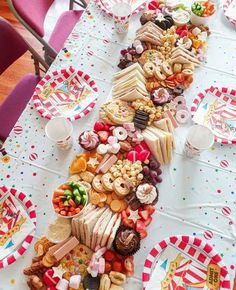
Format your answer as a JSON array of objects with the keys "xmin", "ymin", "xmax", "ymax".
[
  {"xmin": 191, "ymin": 86, "xmax": 236, "ymax": 144},
  {"xmin": 33, "ymin": 67, "xmax": 99, "ymax": 121},
  {"xmin": 0, "ymin": 186, "xmax": 36, "ymax": 269},
  {"xmin": 223, "ymin": 0, "xmax": 236, "ymax": 27},
  {"xmin": 95, "ymin": 0, "xmax": 146, "ymax": 17},
  {"xmin": 143, "ymin": 235, "xmax": 231, "ymax": 290}
]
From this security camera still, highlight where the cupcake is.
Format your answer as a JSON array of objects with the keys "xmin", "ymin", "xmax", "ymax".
[
  {"xmin": 78, "ymin": 130, "xmax": 99, "ymax": 151},
  {"xmin": 151, "ymin": 88, "xmax": 170, "ymax": 105},
  {"xmin": 135, "ymin": 183, "xmax": 158, "ymax": 205},
  {"xmin": 113, "ymin": 226, "xmax": 141, "ymax": 256}
]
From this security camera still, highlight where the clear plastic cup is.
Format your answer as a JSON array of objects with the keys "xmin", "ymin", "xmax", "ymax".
[
  {"xmin": 111, "ymin": 3, "xmax": 132, "ymax": 34},
  {"xmin": 184, "ymin": 124, "xmax": 214, "ymax": 157},
  {"xmin": 45, "ymin": 117, "xmax": 73, "ymax": 150}
]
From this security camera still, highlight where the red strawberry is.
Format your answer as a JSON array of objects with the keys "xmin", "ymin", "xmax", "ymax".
[
  {"xmin": 97, "ymin": 131, "xmax": 109, "ymax": 143},
  {"xmin": 122, "ymin": 218, "xmax": 135, "ymax": 229},
  {"xmin": 136, "ymin": 220, "xmax": 146, "ymax": 233},
  {"xmin": 121, "ymin": 210, "xmax": 128, "ymax": 221},
  {"xmin": 104, "ymin": 250, "xmax": 115, "ymax": 262},
  {"xmin": 94, "ymin": 121, "xmax": 105, "ymax": 132},
  {"xmin": 104, "ymin": 124, "xmax": 111, "ymax": 131},
  {"xmin": 105, "ymin": 261, "xmax": 112, "ymax": 273},
  {"xmin": 180, "ymin": 30, "xmax": 188, "ymax": 38},
  {"xmin": 126, "ymin": 206, "xmax": 132, "ymax": 217},
  {"xmin": 138, "ymin": 210, "xmax": 149, "ymax": 221},
  {"xmin": 144, "ymin": 216, "xmax": 153, "ymax": 227},
  {"xmin": 113, "ymin": 261, "xmax": 123, "ymax": 272},
  {"xmin": 124, "ymin": 256, "xmax": 134, "ymax": 273},
  {"xmin": 139, "ymin": 230, "xmax": 148, "ymax": 240},
  {"xmin": 144, "ymin": 205, "xmax": 155, "ymax": 216}
]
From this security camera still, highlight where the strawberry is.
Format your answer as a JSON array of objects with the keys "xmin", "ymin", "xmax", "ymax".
[
  {"xmin": 113, "ymin": 261, "xmax": 123, "ymax": 272},
  {"xmin": 144, "ymin": 205, "xmax": 155, "ymax": 216},
  {"xmin": 136, "ymin": 220, "xmax": 146, "ymax": 233},
  {"xmin": 97, "ymin": 131, "xmax": 109, "ymax": 143},
  {"xmin": 166, "ymin": 74, "xmax": 176, "ymax": 81},
  {"xmin": 124, "ymin": 257, "xmax": 134, "ymax": 273},
  {"xmin": 104, "ymin": 124, "xmax": 111, "ymax": 131},
  {"xmin": 144, "ymin": 216, "xmax": 152, "ymax": 227},
  {"xmin": 104, "ymin": 250, "xmax": 115, "ymax": 262},
  {"xmin": 126, "ymin": 206, "xmax": 132, "ymax": 217},
  {"xmin": 105, "ymin": 261, "xmax": 112, "ymax": 273},
  {"xmin": 94, "ymin": 121, "xmax": 105, "ymax": 132},
  {"xmin": 138, "ymin": 210, "xmax": 149, "ymax": 221},
  {"xmin": 121, "ymin": 210, "xmax": 128, "ymax": 220},
  {"xmin": 139, "ymin": 230, "xmax": 148, "ymax": 240},
  {"xmin": 122, "ymin": 218, "xmax": 135, "ymax": 228}
]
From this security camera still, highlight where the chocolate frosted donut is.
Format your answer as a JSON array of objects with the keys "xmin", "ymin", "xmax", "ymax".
[{"xmin": 113, "ymin": 226, "xmax": 141, "ymax": 256}]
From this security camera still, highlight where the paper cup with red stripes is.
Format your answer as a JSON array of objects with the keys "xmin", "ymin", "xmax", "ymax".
[
  {"xmin": 111, "ymin": 3, "xmax": 132, "ymax": 34},
  {"xmin": 184, "ymin": 124, "xmax": 214, "ymax": 157},
  {"xmin": 45, "ymin": 117, "xmax": 73, "ymax": 150}
]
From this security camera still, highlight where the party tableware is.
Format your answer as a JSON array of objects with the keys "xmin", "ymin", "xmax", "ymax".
[
  {"xmin": 112, "ymin": 2, "xmax": 132, "ymax": 33},
  {"xmin": 95, "ymin": 0, "xmax": 146, "ymax": 17},
  {"xmin": 223, "ymin": 0, "xmax": 236, "ymax": 26},
  {"xmin": 33, "ymin": 67, "xmax": 98, "ymax": 121},
  {"xmin": 191, "ymin": 86, "xmax": 236, "ymax": 144},
  {"xmin": 143, "ymin": 235, "xmax": 231, "ymax": 290},
  {"xmin": 45, "ymin": 117, "xmax": 73, "ymax": 150},
  {"xmin": 0, "ymin": 186, "xmax": 36, "ymax": 269}
]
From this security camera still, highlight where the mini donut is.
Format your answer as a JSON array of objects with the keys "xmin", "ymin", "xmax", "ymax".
[
  {"xmin": 92, "ymin": 174, "xmax": 105, "ymax": 192},
  {"xmin": 113, "ymin": 127, "xmax": 128, "ymax": 141},
  {"xmin": 175, "ymin": 109, "xmax": 190, "ymax": 124},
  {"xmin": 173, "ymin": 63, "xmax": 182, "ymax": 74},
  {"xmin": 161, "ymin": 62, "xmax": 173, "ymax": 76},
  {"xmin": 154, "ymin": 67, "xmax": 166, "ymax": 81},
  {"xmin": 182, "ymin": 69, "xmax": 193, "ymax": 76},
  {"xmin": 173, "ymin": 96, "xmax": 186, "ymax": 106},
  {"xmin": 143, "ymin": 62, "xmax": 156, "ymax": 78},
  {"xmin": 113, "ymin": 177, "xmax": 130, "ymax": 197},
  {"xmin": 109, "ymin": 272, "xmax": 126, "ymax": 286}
]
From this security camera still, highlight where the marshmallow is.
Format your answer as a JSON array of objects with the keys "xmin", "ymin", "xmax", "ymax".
[
  {"xmin": 56, "ymin": 279, "xmax": 69, "ymax": 290},
  {"xmin": 107, "ymin": 136, "xmax": 118, "ymax": 145},
  {"xmin": 97, "ymin": 144, "xmax": 108, "ymax": 155},
  {"xmin": 69, "ymin": 275, "xmax": 81, "ymax": 289},
  {"xmin": 108, "ymin": 143, "xmax": 121, "ymax": 154}
]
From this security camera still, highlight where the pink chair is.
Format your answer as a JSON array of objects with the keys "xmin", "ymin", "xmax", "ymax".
[
  {"xmin": 0, "ymin": 17, "xmax": 48, "ymax": 142},
  {"xmin": 7, "ymin": 0, "xmax": 86, "ymax": 64}
]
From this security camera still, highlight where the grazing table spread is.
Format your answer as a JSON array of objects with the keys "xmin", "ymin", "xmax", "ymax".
[{"xmin": 1, "ymin": 1, "xmax": 236, "ymax": 289}]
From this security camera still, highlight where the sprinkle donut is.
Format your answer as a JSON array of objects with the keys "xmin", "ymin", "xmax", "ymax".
[
  {"xmin": 113, "ymin": 127, "xmax": 128, "ymax": 141},
  {"xmin": 143, "ymin": 62, "xmax": 156, "ymax": 78},
  {"xmin": 113, "ymin": 177, "xmax": 130, "ymax": 197}
]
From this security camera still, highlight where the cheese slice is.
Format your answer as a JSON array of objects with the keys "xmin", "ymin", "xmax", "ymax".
[{"xmin": 142, "ymin": 130, "xmax": 164, "ymax": 165}]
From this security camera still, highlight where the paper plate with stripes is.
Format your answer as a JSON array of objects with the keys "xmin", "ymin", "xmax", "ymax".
[
  {"xmin": 223, "ymin": 0, "xmax": 236, "ymax": 27},
  {"xmin": 33, "ymin": 67, "xmax": 98, "ymax": 121},
  {"xmin": 95, "ymin": 0, "xmax": 146, "ymax": 17},
  {"xmin": 142, "ymin": 235, "xmax": 231, "ymax": 290},
  {"xmin": 191, "ymin": 86, "xmax": 236, "ymax": 144},
  {"xmin": 0, "ymin": 186, "xmax": 36, "ymax": 269}
]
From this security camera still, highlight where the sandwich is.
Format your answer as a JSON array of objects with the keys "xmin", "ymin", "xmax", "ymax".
[
  {"xmin": 136, "ymin": 21, "xmax": 163, "ymax": 35},
  {"xmin": 171, "ymin": 47, "xmax": 201, "ymax": 66},
  {"xmin": 106, "ymin": 214, "xmax": 121, "ymax": 249},
  {"xmin": 154, "ymin": 118, "xmax": 175, "ymax": 148},
  {"xmin": 113, "ymin": 63, "xmax": 145, "ymax": 81},
  {"xmin": 100, "ymin": 213, "xmax": 119, "ymax": 247}
]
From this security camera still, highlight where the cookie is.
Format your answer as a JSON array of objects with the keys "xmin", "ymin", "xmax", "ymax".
[
  {"xmin": 90, "ymin": 189, "xmax": 101, "ymax": 205},
  {"xmin": 83, "ymin": 274, "xmax": 100, "ymax": 290},
  {"xmin": 101, "ymin": 173, "xmax": 114, "ymax": 191},
  {"xmin": 92, "ymin": 175, "xmax": 105, "ymax": 192},
  {"xmin": 143, "ymin": 62, "xmax": 155, "ymax": 78},
  {"xmin": 42, "ymin": 252, "xmax": 56, "ymax": 267},
  {"xmin": 113, "ymin": 177, "xmax": 130, "ymax": 197},
  {"xmin": 138, "ymin": 49, "xmax": 164, "ymax": 66}
]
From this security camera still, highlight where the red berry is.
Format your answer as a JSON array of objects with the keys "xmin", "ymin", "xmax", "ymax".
[
  {"xmin": 144, "ymin": 205, "xmax": 155, "ymax": 216},
  {"xmin": 113, "ymin": 261, "xmax": 123, "ymax": 272},
  {"xmin": 139, "ymin": 230, "xmax": 148, "ymax": 240},
  {"xmin": 144, "ymin": 216, "xmax": 153, "ymax": 227},
  {"xmin": 104, "ymin": 250, "xmax": 115, "ymax": 262},
  {"xmin": 126, "ymin": 206, "xmax": 132, "ymax": 216},
  {"xmin": 97, "ymin": 130, "xmax": 109, "ymax": 143},
  {"xmin": 138, "ymin": 210, "xmax": 149, "ymax": 221},
  {"xmin": 180, "ymin": 30, "xmax": 188, "ymax": 38},
  {"xmin": 103, "ymin": 124, "xmax": 111, "ymax": 131},
  {"xmin": 136, "ymin": 220, "xmax": 146, "ymax": 233},
  {"xmin": 122, "ymin": 218, "xmax": 135, "ymax": 228},
  {"xmin": 124, "ymin": 257, "xmax": 134, "ymax": 273},
  {"xmin": 105, "ymin": 261, "xmax": 112, "ymax": 273},
  {"xmin": 94, "ymin": 121, "xmax": 105, "ymax": 132},
  {"xmin": 121, "ymin": 210, "xmax": 128, "ymax": 220}
]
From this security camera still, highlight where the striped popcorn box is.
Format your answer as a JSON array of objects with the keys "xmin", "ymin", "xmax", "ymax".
[{"xmin": 111, "ymin": 2, "xmax": 132, "ymax": 33}]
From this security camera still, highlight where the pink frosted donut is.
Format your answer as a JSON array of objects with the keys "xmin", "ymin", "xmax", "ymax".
[{"xmin": 173, "ymin": 96, "xmax": 186, "ymax": 106}]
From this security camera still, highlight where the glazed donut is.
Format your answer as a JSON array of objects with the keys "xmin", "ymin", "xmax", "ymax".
[
  {"xmin": 161, "ymin": 62, "xmax": 173, "ymax": 76},
  {"xmin": 143, "ymin": 62, "xmax": 156, "ymax": 78},
  {"xmin": 113, "ymin": 177, "xmax": 130, "ymax": 197},
  {"xmin": 175, "ymin": 109, "xmax": 190, "ymax": 124},
  {"xmin": 109, "ymin": 272, "xmax": 126, "ymax": 286},
  {"xmin": 173, "ymin": 96, "xmax": 186, "ymax": 106},
  {"xmin": 173, "ymin": 63, "xmax": 182, "ymax": 74},
  {"xmin": 182, "ymin": 68, "xmax": 193, "ymax": 76},
  {"xmin": 154, "ymin": 67, "xmax": 166, "ymax": 81},
  {"xmin": 113, "ymin": 127, "xmax": 128, "ymax": 141}
]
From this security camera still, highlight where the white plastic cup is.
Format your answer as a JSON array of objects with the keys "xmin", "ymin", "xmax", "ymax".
[
  {"xmin": 190, "ymin": 10, "xmax": 213, "ymax": 26},
  {"xmin": 45, "ymin": 117, "xmax": 73, "ymax": 150},
  {"xmin": 184, "ymin": 124, "xmax": 214, "ymax": 157},
  {"xmin": 111, "ymin": 3, "xmax": 132, "ymax": 34}
]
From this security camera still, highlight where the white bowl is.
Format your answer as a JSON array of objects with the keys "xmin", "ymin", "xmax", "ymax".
[{"xmin": 190, "ymin": 10, "xmax": 212, "ymax": 26}]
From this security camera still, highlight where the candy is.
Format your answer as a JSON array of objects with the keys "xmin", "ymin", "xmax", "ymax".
[
  {"xmin": 175, "ymin": 109, "xmax": 190, "ymax": 124},
  {"xmin": 173, "ymin": 96, "xmax": 186, "ymax": 106},
  {"xmin": 108, "ymin": 136, "xmax": 118, "ymax": 145},
  {"xmin": 127, "ymin": 151, "xmax": 138, "ymax": 163},
  {"xmin": 97, "ymin": 144, "xmax": 109, "ymax": 155},
  {"xmin": 139, "ymin": 150, "xmax": 151, "ymax": 162},
  {"xmin": 43, "ymin": 269, "xmax": 60, "ymax": 287},
  {"xmin": 108, "ymin": 143, "xmax": 121, "ymax": 154},
  {"xmin": 135, "ymin": 44, "xmax": 144, "ymax": 54}
]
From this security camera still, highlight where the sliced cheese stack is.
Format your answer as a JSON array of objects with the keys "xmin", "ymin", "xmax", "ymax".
[
  {"xmin": 142, "ymin": 118, "xmax": 175, "ymax": 165},
  {"xmin": 135, "ymin": 21, "xmax": 163, "ymax": 46},
  {"xmin": 112, "ymin": 63, "xmax": 149, "ymax": 101},
  {"xmin": 170, "ymin": 47, "xmax": 201, "ymax": 66},
  {"xmin": 72, "ymin": 204, "xmax": 121, "ymax": 250}
]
